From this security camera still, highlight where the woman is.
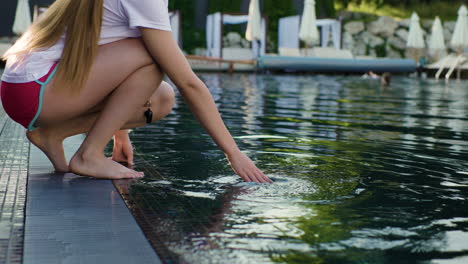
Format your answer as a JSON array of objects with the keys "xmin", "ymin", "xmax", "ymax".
[{"xmin": 1, "ymin": 0, "xmax": 271, "ymax": 183}]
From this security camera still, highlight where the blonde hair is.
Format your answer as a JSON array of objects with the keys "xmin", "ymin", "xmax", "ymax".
[{"xmin": 2, "ymin": 0, "xmax": 103, "ymax": 93}]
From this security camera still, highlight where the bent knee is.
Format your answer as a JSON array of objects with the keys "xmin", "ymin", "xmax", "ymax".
[
  {"xmin": 132, "ymin": 63, "xmax": 163, "ymax": 86},
  {"xmin": 159, "ymin": 82, "xmax": 175, "ymax": 104},
  {"xmin": 152, "ymin": 82, "xmax": 175, "ymax": 121}
]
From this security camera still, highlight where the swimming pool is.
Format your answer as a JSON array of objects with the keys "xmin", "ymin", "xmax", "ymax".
[{"xmin": 118, "ymin": 74, "xmax": 468, "ymax": 264}]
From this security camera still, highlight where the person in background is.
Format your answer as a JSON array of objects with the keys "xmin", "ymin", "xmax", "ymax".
[{"xmin": 362, "ymin": 71, "xmax": 391, "ymax": 86}]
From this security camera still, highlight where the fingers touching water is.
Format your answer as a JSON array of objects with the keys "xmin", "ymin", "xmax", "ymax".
[{"xmin": 227, "ymin": 151, "xmax": 273, "ymax": 183}]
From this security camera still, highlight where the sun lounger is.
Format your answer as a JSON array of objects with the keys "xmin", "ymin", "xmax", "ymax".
[{"xmin": 427, "ymin": 54, "xmax": 468, "ymax": 70}]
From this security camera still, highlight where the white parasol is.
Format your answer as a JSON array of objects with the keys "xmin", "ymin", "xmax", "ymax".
[
  {"xmin": 245, "ymin": 0, "xmax": 262, "ymax": 42},
  {"xmin": 12, "ymin": 0, "xmax": 32, "ymax": 35},
  {"xmin": 450, "ymin": 5, "xmax": 468, "ymax": 52},
  {"xmin": 299, "ymin": 0, "xmax": 319, "ymax": 45},
  {"xmin": 429, "ymin": 17, "xmax": 446, "ymax": 52},
  {"xmin": 406, "ymin": 12, "xmax": 425, "ymax": 49}
]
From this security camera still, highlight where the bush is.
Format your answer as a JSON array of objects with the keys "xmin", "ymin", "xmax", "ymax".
[{"xmin": 169, "ymin": 0, "xmax": 297, "ymax": 54}]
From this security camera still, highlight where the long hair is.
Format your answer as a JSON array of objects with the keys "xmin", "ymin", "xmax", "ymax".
[{"xmin": 2, "ymin": 0, "xmax": 104, "ymax": 93}]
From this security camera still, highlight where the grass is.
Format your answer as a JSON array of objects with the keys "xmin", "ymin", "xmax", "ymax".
[{"xmin": 335, "ymin": 0, "xmax": 466, "ymax": 21}]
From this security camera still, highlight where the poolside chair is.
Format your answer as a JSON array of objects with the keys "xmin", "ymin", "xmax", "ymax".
[{"xmin": 429, "ymin": 54, "xmax": 468, "ymax": 80}]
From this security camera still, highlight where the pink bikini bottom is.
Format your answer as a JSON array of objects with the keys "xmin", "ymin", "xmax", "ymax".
[{"xmin": 1, "ymin": 63, "xmax": 58, "ymax": 131}]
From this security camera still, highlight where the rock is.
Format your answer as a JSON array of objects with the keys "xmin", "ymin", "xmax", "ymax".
[
  {"xmin": 225, "ymin": 32, "xmax": 242, "ymax": 47},
  {"xmin": 342, "ymin": 32, "xmax": 354, "ymax": 50},
  {"xmin": 223, "ymin": 39, "xmax": 242, "ymax": 48},
  {"xmin": 359, "ymin": 31, "xmax": 373, "ymax": 43},
  {"xmin": 395, "ymin": 29, "xmax": 409, "ymax": 41},
  {"xmin": 421, "ymin": 19, "xmax": 433, "ymax": 31},
  {"xmin": 359, "ymin": 31, "xmax": 384, "ymax": 47},
  {"xmin": 388, "ymin": 36, "xmax": 406, "ymax": 50},
  {"xmin": 387, "ymin": 49, "xmax": 403, "ymax": 58},
  {"xmin": 368, "ymin": 16, "xmax": 399, "ymax": 37},
  {"xmin": 444, "ymin": 21, "xmax": 456, "ymax": 32},
  {"xmin": 443, "ymin": 28, "xmax": 452, "ymax": 43},
  {"xmin": 404, "ymin": 49, "xmax": 419, "ymax": 59},
  {"xmin": 338, "ymin": 11, "xmax": 353, "ymax": 21},
  {"xmin": 399, "ymin": 18, "xmax": 411, "ymax": 28},
  {"xmin": 370, "ymin": 36, "xmax": 384, "ymax": 47},
  {"xmin": 421, "ymin": 28, "xmax": 427, "ymax": 37},
  {"xmin": 352, "ymin": 41, "xmax": 367, "ymax": 56},
  {"xmin": 241, "ymin": 39, "xmax": 250, "ymax": 48},
  {"xmin": 425, "ymin": 37, "xmax": 431, "ymax": 50},
  {"xmin": 344, "ymin": 21, "xmax": 365, "ymax": 35}
]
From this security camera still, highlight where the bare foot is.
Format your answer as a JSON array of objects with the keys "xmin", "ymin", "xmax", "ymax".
[
  {"xmin": 70, "ymin": 152, "xmax": 143, "ymax": 179},
  {"xmin": 26, "ymin": 128, "xmax": 68, "ymax": 172}
]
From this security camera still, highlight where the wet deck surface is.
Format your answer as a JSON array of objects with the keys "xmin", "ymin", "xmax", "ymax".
[
  {"xmin": 25, "ymin": 136, "xmax": 161, "ymax": 264},
  {"xmin": 0, "ymin": 87, "xmax": 161, "ymax": 263}
]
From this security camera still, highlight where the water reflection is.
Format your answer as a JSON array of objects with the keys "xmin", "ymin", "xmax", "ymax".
[{"xmin": 120, "ymin": 74, "xmax": 468, "ymax": 264}]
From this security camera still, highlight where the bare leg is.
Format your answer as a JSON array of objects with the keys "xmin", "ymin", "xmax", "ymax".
[
  {"xmin": 27, "ymin": 82, "xmax": 175, "ymax": 174},
  {"xmin": 30, "ymin": 38, "xmax": 171, "ymax": 179},
  {"xmin": 69, "ymin": 63, "xmax": 164, "ymax": 179}
]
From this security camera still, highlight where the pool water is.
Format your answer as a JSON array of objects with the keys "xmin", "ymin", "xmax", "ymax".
[{"xmin": 122, "ymin": 74, "xmax": 468, "ymax": 264}]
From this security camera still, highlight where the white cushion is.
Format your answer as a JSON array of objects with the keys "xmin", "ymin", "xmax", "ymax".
[
  {"xmin": 279, "ymin": 47, "xmax": 301, "ymax": 57},
  {"xmin": 222, "ymin": 48, "xmax": 254, "ymax": 60}
]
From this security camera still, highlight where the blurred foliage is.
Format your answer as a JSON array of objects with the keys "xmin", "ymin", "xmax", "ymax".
[
  {"xmin": 335, "ymin": 0, "xmax": 464, "ymax": 20},
  {"xmin": 168, "ymin": 0, "xmax": 205, "ymax": 54},
  {"xmin": 263, "ymin": 1, "xmax": 297, "ymax": 53},
  {"xmin": 169, "ymin": 0, "xmax": 463, "ymax": 53},
  {"xmin": 208, "ymin": 0, "xmax": 243, "ymax": 13},
  {"xmin": 316, "ymin": 0, "xmax": 337, "ymax": 18},
  {"xmin": 169, "ymin": 0, "xmax": 297, "ymax": 53}
]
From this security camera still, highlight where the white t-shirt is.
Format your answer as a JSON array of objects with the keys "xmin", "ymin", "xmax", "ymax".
[{"xmin": 1, "ymin": 0, "xmax": 172, "ymax": 83}]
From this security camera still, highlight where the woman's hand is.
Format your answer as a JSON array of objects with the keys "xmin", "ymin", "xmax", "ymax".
[
  {"xmin": 139, "ymin": 29, "xmax": 271, "ymax": 184},
  {"xmin": 112, "ymin": 130, "xmax": 134, "ymax": 166},
  {"xmin": 226, "ymin": 151, "xmax": 273, "ymax": 183}
]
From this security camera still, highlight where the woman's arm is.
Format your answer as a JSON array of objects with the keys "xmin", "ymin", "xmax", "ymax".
[{"xmin": 139, "ymin": 28, "xmax": 271, "ymax": 183}]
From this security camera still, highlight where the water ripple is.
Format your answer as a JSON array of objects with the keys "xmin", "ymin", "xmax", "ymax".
[{"xmin": 125, "ymin": 74, "xmax": 468, "ymax": 264}]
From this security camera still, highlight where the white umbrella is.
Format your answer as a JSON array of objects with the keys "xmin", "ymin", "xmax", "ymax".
[
  {"xmin": 245, "ymin": 0, "xmax": 262, "ymax": 41},
  {"xmin": 299, "ymin": 0, "xmax": 319, "ymax": 45},
  {"xmin": 450, "ymin": 5, "xmax": 468, "ymax": 51},
  {"xmin": 12, "ymin": 0, "xmax": 32, "ymax": 35},
  {"xmin": 429, "ymin": 17, "xmax": 445, "ymax": 52},
  {"xmin": 406, "ymin": 12, "xmax": 425, "ymax": 49}
]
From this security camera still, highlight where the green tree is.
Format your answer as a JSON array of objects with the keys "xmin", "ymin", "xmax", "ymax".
[{"xmin": 263, "ymin": 0, "xmax": 297, "ymax": 52}]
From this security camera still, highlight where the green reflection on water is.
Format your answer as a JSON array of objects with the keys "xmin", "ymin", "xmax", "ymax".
[{"xmin": 119, "ymin": 74, "xmax": 468, "ymax": 264}]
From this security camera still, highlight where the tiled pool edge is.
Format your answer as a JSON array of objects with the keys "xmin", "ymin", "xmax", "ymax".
[
  {"xmin": 0, "ymin": 113, "xmax": 29, "ymax": 264},
  {"xmin": 24, "ymin": 135, "xmax": 162, "ymax": 264}
]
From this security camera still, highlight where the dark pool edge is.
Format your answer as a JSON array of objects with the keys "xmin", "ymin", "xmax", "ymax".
[
  {"xmin": 113, "ymin": 178, "xmax": 184, "ymax": 264},
  {"xmin": 0, "ymin": 115, "xmax": 29, "ymax": 264},
  {"xmin": 24, "ymin": 135, "xmax": 162, "ymax": 264}
]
